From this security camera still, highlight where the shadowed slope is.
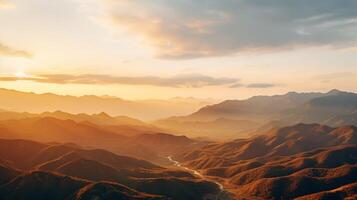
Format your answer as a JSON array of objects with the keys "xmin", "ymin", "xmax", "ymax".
[
  {"xmin": 0, "ymin": 171, "xmax": 167, "ymax": 200},
  {"xmin": 0, "ymin": 117, "xmax": 125, "ymax": 145},
  {"xmin": 237, "ymin": 164, "xmax": 357, "ymax": 199},
  {"xmin": 0, "ymin": 138, "xmax": 221, "ymax": 200},
  {"xmin": 0, "ymin": 138, "xmax": 47, "ymax": 169},
  {"xmin": 0, "ymin": 116, "xmax": 204, "ymax": 164},
  {"xmin": 0, "ymin": 139, "xmax": 159, "ymax": 171},
  {"xmin": 177, "ymin": 124, "xmax": 357, "ymax": 169},
  {"xmin": 296, "ymin": 182, "xmax": 357, "ymax": 200},
  {"xmin": 75, "ymin": 182, "xmax": 167, "ymax": 200},
  {"xmin": 0, "ymin": 164, "xmax": 21, "ymax": 185},
  {"xmin": 0, "ymin": 171, "xmax": 87, "ymax": 200},
  {"xmin": 175, "ymin": 124, "xmax": 357, "ymax": 199}
]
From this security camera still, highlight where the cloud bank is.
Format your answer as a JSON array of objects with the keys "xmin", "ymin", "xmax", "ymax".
[
  {"xmin": 0, "ymin": 43, "xmax": 31, "ymax": 58},
  {"xmin": 107, "ymin": 0, "xmax": 357, "ymax": 59},
  {"xmin": 246, "ymin": 83, "xmax": 276, "ymax": 88},
  {"xmin": 0, "ymin": 74, "xmax": 239, "ymax": 88},
  {"xmin": 230, "ymin": 83, "xmax": 277, "ymax": 89},
  {"xmin": 0, "ymin": 73, "xmax": 279, "ymax": 89}
]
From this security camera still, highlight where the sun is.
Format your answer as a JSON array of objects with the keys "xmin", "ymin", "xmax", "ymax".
[{"xmin": 14, "ymin": 71, "xmax": 29, "ymax": 78}]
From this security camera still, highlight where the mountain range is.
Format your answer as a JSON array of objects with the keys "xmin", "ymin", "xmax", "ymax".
[
  {"xmin": 1, "ymin": 88, "xmax": 357, "ymax": 199},
  {"xmin": 155, "ymin": 89, "xmax": 357, "ymax": 139},
  {"xmin": 0, "ymin": 88, "xmax": 216, "ymax": 120},
  {"xmin": 174, "ymin": 123, "xmax": 357, "ymax": 199},
  {"xmin": 0, "ymin": 110, "xmax": 207, "ymax": 165},
  {"xmin": 4, "ymin": 88, "xmax": 357, "ymax": 139},
  {"xmin": 0, "ymin": 138, "xmax": 220, "ymax": 200}
]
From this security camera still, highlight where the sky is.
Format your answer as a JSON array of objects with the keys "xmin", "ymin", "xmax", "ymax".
[{"xmin": 0, "ymin": 0, "xmax": 357, "ymax": 100}]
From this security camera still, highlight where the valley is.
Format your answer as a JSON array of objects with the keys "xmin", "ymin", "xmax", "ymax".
[
  {"xmin": 2, "ymin": 1, "xmax": 357, "ymax": 199},
  {"xmin": 0, "ymin": 89, "xmax": 357, "ymax": 199},
  {"xmin": 167, "ymin": 156, "xmax": 233, "ymax": 200}
]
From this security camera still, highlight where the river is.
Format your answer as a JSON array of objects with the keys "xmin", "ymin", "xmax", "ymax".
[{"xmin": 167, "ymin": 156, "xmax": 232, "ymax": 200}]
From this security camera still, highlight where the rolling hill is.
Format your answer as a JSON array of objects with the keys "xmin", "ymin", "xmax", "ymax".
[
  {"xmin": 174, "ymin": 124, "xmax": 357, "ymax": 199},
  {"xmin": 296, "ymin": 182, "xmax": 357, "ymax": 200},
  {"xmin": 0, "ymin": 109, "xmax": 160, "ymax": 135},
  {"xmin": 0, "ymin": 138, "xmax": 220, "ymax": 200},
  {"xmin": 0, "ymin": 115, "xmax": 205, "ymax": 165},
  {"xmin": 0, "ymin": 171, "xmax": 167, "ymax": 200}
]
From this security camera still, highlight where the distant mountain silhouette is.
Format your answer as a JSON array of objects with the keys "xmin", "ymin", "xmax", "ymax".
[
  {"xmin": 189, "ymin": 91, "xmax": 329, "ymax": 121},
  {"xmin": 0, "ymin": 109, "xmax": 161, "ymax": 135},
  {"xmin": 0, "ymin": 88, "xmax": 215, "ymax": 120},
  {"xmin": 285, "ymin": 91, "xmax": 357, "ymax": 125},
  {"xmin": 156, "ymin": 90, "xmax": 357, "ymax": 138}
]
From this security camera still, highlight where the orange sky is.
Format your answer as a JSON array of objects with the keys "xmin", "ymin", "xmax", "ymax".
[{"xmin": 0, "ymin": 0, "xmax": 357, "ymax": 100}]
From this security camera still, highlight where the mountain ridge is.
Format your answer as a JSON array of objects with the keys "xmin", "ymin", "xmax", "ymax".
[
  {"xmin": 0, "ymin": 138, "xmax": 221, "ymax": 200},
  {"xmin": 174, "ymin": 123, "xmax": 357, "ymax": 199},
  {"xmin": 0, "ymin": 88, "xmax": 216, "ymax": 120}
]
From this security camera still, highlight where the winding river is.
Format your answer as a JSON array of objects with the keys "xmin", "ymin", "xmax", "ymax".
[{"xmin": 167, "ymin": 156, "xmax": 232, "ymax": 200}]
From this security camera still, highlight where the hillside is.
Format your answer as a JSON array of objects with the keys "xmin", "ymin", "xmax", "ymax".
[
  {"xmin": 284, "ymin": 91, "xmax": 357, "ymax": 125},
  {"xmin": 0, "ymin": 138, "xmax": 220, "ymax": 200},
  {"xmin": 0, "ymin": 110, "xmax": 160, "ymax": 136},
  {"xmin": 296, "ymin": 182, "xmax": 357, "ymax": 200},
  {"xmin": 174, "ymin": 124, "xmax": 357, "ymax": 199},
  {"xmin": 0, "ymin": 116, "xmax": 203, "ymax": 164},
  {"xmin": 177, "ymin": 124, "xmax": 357, "ymax": 168},
  {"xmin": 0, "ymin": 171, "xmax": 167, "ymax": 200},
  {"xmin": 188, "ymin": 91, "xmax": 330, "ymax": 122},
  {"xmin": 0, "ymin": 138, "xmax": 158, "ymax": 171}
]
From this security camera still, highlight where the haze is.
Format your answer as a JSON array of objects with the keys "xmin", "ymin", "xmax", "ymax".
[
  {"xmin": 0, "ymin": 1, "xmax": 357, "ymax": 200},
  {"xmin": 0, "ymin": 0, "xmax": 357, "ymax": 100}
]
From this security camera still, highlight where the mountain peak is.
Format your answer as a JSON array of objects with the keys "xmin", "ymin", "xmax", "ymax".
[
  {"xmin": 95, "ymin": 112, "xmax": 111, "ymax": 118},
  {"xmin": 327, "ymin": 89, "xmax": 343, "ymax": 95}
]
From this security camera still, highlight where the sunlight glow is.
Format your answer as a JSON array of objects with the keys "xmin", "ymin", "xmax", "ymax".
[{"xmin": 14, "ymin": 71, "xmax": 28, "ymax": 78}]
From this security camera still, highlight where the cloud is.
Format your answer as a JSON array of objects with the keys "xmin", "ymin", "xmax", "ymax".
[
  {"xmin": 107, "ymin": 0, "xmax": 357, "ymax": 59},
  {"xmin": 0, "ymin": 77, "xmax": 39, "ymax": 82},
  {"xmin": 0, "ymin": 74, "xmax": 239, "ymax": 88},
  {"xmin": 0, "ymin": 73, "xmax": 279, "ymax": 89},
  {"xmin": 0, "ymin": 43, "xmax": 32, "ymax": 58},
  {"xmin": 229, "ymin": 83, "xmax": 245, "ymax": 88},
  {"xmin": 229, "ymin": 82, "xmax": 277, "ymax": 89},
  {"xmin": 246, "ymin": 83, "xmax": 276, "ymax": 88},
  {"xmin": 0, "ymin": 0, "xmax": 13, "ymax": 9}
]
